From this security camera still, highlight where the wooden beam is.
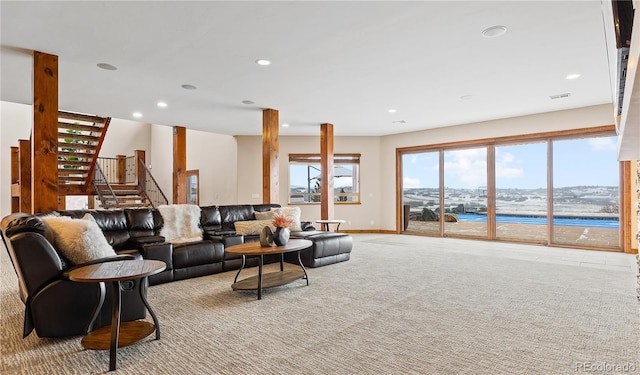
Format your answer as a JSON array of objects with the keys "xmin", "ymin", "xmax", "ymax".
[
  {"xmin": 486, "ymin": 146, "xmax": 496, "ymax": 240},
  {"xmin": 320, "ymin": 123, "xmax": 334, "ymax": 220},
  {"xmin": 32, "ymin": 51, "xmax": 58, "ymax": 214},
  {"xmin": 116, "ymin": 155, "xmax": 126, "ymax": 184},
  {"xmin": 135, "ymin": 150, "xmax": 146, "ymax": 193},
  {"xmin": 18, "ymin": 139, "xmax": 32, "ymax": 213},
  {"xmin": 173, "ymin": 126, "xmax": 187, "ymax": 204},
  {"xmin": 82, "ymin": 117, "xmax": 111, "ymax": 190},
  {"xmin": 621, "ymin": 161, "xmax": 633, "ymax": 253},
  {"xmin": 10, "ymin": 146, "xmax": 19, "ymax": 213},
  {"xmin": 262, "ymin": 109, "xmax": 279, "ymax": 204}
]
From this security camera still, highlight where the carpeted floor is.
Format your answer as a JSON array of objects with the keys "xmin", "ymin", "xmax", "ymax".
[{"xmin": 2, "ymin": 234, "xmax": 639, "ymax": 374}]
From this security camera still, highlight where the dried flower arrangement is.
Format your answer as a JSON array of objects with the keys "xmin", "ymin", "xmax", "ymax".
[{"xmin": 272, "ymin": 213, "xmax": 293, "ymax": 229}]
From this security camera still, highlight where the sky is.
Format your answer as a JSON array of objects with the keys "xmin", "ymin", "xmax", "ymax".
[{"xmin": 402, "ymin": 136, "xmax": 619, "ymax": 189}]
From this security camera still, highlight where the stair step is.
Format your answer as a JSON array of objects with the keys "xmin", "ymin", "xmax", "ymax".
[
  {"xmin": 117, "ymin": 203, "xmax": 152, "ymax": 208},
  {"xmin": 58, "ymin": 122, "xmax": 105, "ymax": 133},
  {"xmin": 58, "ymin": 151, "xmax": 95, "ymax": 159},
  {"xmin": 113, "ymin": 190, "xmax": 141, "ymax": 195},
  {"xmin": 57, "ymin": 160, "xmax": 91, "ymax": 167},
  {"xmin": 58, "ymin": 142, "xmax": 98, "ymax": 151},
  {"xmin": 58, "ymin": 132, "xmax": 101, "ymax": 143},
  {"xmin": 58, "ymin": 169, "xmax": 88, "ymax": 179},
  {"xmin": 59, "ymin": 176, "xmax": 87, "ymax": 182},
  {"xmin": 58, "ymin": 111, "xmax": 108, "ymax": 124}
]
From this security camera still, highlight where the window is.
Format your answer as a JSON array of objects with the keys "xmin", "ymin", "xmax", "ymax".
[
  {"xmin": 289, "ymin": 154, "xmax": 360, "ymax": 204},
  {"xmin": 399, "ymin": 127, "xmax": 622, "ymax": 250}
]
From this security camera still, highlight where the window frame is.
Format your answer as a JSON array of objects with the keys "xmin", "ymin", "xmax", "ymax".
[{"xmin": 288, "ymin": 153, "xmax": 361, "ymax": 204}]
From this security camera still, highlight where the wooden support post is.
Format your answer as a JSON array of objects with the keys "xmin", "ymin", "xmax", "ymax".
[
  {"xmin": 10, "ymin": 147, "xmax": 19, "ymax": 213},
  {"xmin": 32, "ymin": 51, "xmax": 59, "ymax": 214},
  {"xmin": 320, "ymin": 123, "xmax": 334, "ymax": 220},
  {"xmin": 486, "ymin": 146, "xmax": 496, "ymax": 240},
  {"xmin": 135, "ymin": 150, "xmax": 146, "ymax": 193},
  {"xmin": 173, "ymin": 127, "xmax": 187, "ymax": 204},
  {"xmin": 262, "ymin": 108, "xmax": 279, "ymax": 204},
  {"xmin": 116, "ymin": 155, "xmax": 126, "ymax": 184},
  {"xmin": 18, "ymin": 139, "xmax": 32, "ymax": 214}
]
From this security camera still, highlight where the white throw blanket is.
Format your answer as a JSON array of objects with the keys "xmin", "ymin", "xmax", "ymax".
[{"xmin": 158, "ymin": 204, "xmax": 203, "ymax": 244}]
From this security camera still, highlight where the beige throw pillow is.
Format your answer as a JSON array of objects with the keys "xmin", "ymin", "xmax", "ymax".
[
  {"xmin": 271, "ymin": 207, "xmax": 302, "ymax": 231},
  {"xmin": 254, "ymin": 210, "xmax": 275, "ymax": 221},
  {"xmin": 41, "ymin": 216, "xmax": 117, "ymax": 265},
  {"xmin": 234, "ymin": 220, "xmax": 275, "ymax": 235}
]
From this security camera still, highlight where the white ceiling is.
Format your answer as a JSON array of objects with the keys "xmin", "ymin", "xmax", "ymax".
[{"xmin": 0, "ymin": 1, "xmax": 614, "ymax": 137}]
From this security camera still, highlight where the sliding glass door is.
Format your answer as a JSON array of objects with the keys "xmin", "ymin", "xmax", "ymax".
[
  {"xmin": 495, "ymin": 142, "xmax": 548, "ymax": 242},
  {"xmin": 443, "ymin": 148, "xmax": 487, "ymax": 237},
  {"xmin": 402, "ymin": 151, "xmax": 440, "ymax": 235},
  {"xmin": 399, "ymin": 129, "xmax": 622, "ymax": 251},
  {"xmin": 551, "ymin": 137, "xmax": 620, "ymax": 249}
]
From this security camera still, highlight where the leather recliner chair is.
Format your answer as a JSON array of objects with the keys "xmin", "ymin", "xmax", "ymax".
[{"xmin": 1, "ymin": 213, "xmax": 147, "ymax": 338}]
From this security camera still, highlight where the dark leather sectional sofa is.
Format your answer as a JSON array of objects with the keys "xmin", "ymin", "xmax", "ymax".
[
  {"xmin": 54, "ymin": 204, "xmax": 353, "ymax": 285},
  {"xmin": 1, "ymin": 204, "xmax": 352, "ymax": 338}
]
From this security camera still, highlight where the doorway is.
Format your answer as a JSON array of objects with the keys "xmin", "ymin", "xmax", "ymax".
[{"xmin": 186, "ymin": 170, "xmax": 199, "ymax": 205}]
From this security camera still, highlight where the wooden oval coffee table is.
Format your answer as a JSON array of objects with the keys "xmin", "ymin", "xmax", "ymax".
[
  {"xmin": 225, "ymin": 239, "xmax": 312, "ymax": 300},
  {"xmin": 68, "ymin": 259, "xmax": 166, "ymax": 372}
]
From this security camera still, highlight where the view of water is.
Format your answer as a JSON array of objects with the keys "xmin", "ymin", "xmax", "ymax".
[{"xmin": 457, "ymin": 213, "xmax": 619, "ymax": 229}]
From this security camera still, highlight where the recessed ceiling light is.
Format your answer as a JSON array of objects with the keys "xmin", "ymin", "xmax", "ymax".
[
  {"xmin": 242, "ymin": 100, "xmax": 255, "ymax": 105},
  {"xmin": 388, "ymin": 109, "xmax": 397, "ymax": 113},
  {"xmin": 282, "ymin": 123, "xmax": 290, "ymax": 127},
  {"xmin": 132, "ymin": 112, "xmax": 143, "ymax": 118},
  {"xmin": 460, "ymin": 95, "xmax": 473, "ymax": 100},
  {"xmin": 97, "ymin": 63, "xmax": 117, "ymax": 71},
  {"xmin": 482, "ymin": 26, "xmax": 507, "ymax": 38},
  {"xmin": 157, "ymin": 101, "xmax": 167, "ymax": 108},
  {"xmin": 256, "ymin": 59, "xmax": 271, "ymax": 66},
  {"xmin": 565, "ymin": 73, "xmax": 581, "ymax": 80},
  {"xmin": 181, "ymin": 84, "xmax": 197, "ymax": 90}
]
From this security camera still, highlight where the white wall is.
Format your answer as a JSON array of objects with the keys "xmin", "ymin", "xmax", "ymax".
[
  {"xmin": 1, "ymin": 101, "xmax": 32, "ymax": 217},
  {"xmin": 186, "ymin": 128, "xmax": 237, "ymax": 205},
  {"xmin": 149, "ymin": 125, "xmax": 238, "ymax": 205},
  {"xmin": 236, "ymin": 135, "xmax": 381, "ymax": 231}
]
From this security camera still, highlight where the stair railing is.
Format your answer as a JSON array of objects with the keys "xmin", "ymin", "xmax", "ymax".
[
  {"xmin": 93, "ymin": 162, "xmax": 119, "ymax": 208},
  {"xmin": 137, "ymin": 158, "xmax": 168, "ymax": 208}
]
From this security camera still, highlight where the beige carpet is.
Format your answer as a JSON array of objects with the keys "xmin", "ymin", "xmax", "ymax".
[{"xmin": 2, "ymin": 234, "xmax": 639, "ymax": 375}]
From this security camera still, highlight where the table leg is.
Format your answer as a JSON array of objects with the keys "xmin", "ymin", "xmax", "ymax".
[
  {"xmin": 85, "ymin": 282, "xmax": 106, "ymax": 334},
  {"xmin": 139, "ymin": 277, "xmax": 161, "ymax": 340},
  {"xmin": 280, "ymin": 253, "xmax": 284, "ymax": 271},
  {"xmin": 109, "ymin": 281, "xmax": 122, "ymax": 372},
  {"xmin": 233, "ymin": 255, "xmax": 246, "ymax": 283},
  {"xmin": 335, "ymin": 223, "xmax": 341, "ymax": 232},
  {"xmin": 257, "ymin": 254, "xmax": 263, "ymax": 300},
  {"xmin": 297, "ymin": 251, "xmax": 309, "ymax": 286}
]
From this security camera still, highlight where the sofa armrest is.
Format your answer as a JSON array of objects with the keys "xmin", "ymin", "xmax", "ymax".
[{"xmin": 141, "ymin": 242, "xmax": 173, "ymax": 271}]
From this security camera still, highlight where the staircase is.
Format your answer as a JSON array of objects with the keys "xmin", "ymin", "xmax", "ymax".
[
  {"xmin": 93, "ymin": 156, "xmax": 160, "ymax": 209},
  {"xmin": 96, "ymin": 183, "xmax": 152, "ymax": 209},
  {"xmin": 56, "ymin": 111, "xmax": 164, "ymax": 209},
  {"xmin": 57, "ymin": 111, "xmax": 110, "ymax": 190}
]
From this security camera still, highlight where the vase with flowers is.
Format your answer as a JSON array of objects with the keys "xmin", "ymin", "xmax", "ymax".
[{"xmin": 272, "ymin": 213, "xmax": 293, "ymax": 246}]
